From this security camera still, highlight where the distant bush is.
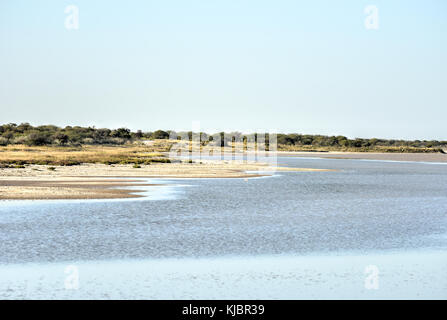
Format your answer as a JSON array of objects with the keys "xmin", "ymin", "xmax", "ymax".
[
  {"xmin": 53, "ymin": 133, "xmax": 69, "ymax": 145},
  {"xmin": 25, "ymin": 133, "xmax": 50, "ymax": 146},
  {"xmin": 82, "ymin": 138, "xmax": 94, "ymax": 145},
  {"xmin": 12, "ymin": 136, "xmax": 28, "ymax": 145},
  {"xmin": 112, "ymin": 128, "xmax": 131, "ymax": 139},
  {"xmin": 151, "ymin": 130, "xmax": 169, "ymax": 139}
]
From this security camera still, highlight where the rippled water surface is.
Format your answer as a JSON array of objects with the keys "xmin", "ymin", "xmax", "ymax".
[{"xmin": 1, "ymin": 157, "xmax": 447, "ymax": 264}]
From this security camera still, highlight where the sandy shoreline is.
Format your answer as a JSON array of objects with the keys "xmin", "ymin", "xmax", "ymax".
[
  {"xmin": 2, "ymin": 151, "xmax": 442, "ymax": 200},
  {"xmin": 0, "ymin": 161, "xmax": 330, "ymax": 200},
  {"xmin": 278, "ymin": 151, "xmax": 447, "ymax": 162},
  {"xmin": 0, "ymin": 179, "xmax": 153, "ymax": 200}
]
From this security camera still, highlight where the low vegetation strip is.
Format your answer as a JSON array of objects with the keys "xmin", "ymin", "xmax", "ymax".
[{"xmin": 0, "ymin": 123, "xmax": 445, "ymax": 153}]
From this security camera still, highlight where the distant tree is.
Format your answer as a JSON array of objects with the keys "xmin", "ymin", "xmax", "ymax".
[
  {"xmin": 26, "ymin": 133, "xmax": 50, "ymax": 146},
  {"xmin": 53, "ymin": 132, "xmax": 69, "ymax": 145},
  {"xmin": 135, "ymin": 130, "xmax": 143, "ymax": 138},
  {"xmin": 17, "ymin": 123, "xmax": 32, "ymax": 133},
  {"xmin": 302, "ymin": 136, "xmax": 313, "ymax": 145},
  {"xmin": 351, "ymin": 138, "xmax": 364, "ymax": 148},
  {"xmin": 2, "ymin": 131, "xmax": 14, "ymax": 143},
  {"xmin": 92, "ymin": 128, "xmax": 111, "ymax": 143},
  {"xmin": 111, "ymin": 128, "xmax": 131, "ymax": 139},
  {"xmin": 151, "ymin": 130, "xmax": 169, "ymax": 139}
]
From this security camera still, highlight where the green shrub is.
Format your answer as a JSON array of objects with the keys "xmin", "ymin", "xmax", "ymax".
[
  {"xmin": 0, "ymin": 137, "xmax": 8, "ymax": 146},
  {"xmin": 26, "ymin": 133, "xmax": 50, "ymax": 146}
]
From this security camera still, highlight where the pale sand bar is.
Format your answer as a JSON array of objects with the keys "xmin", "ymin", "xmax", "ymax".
[
  {"xmin": 0, "ymin": 161, "xmax": 331, "ymax": 200},
  {"xmin": 278, "ymin": 151, "xmax": 447, "ymax": 162}
]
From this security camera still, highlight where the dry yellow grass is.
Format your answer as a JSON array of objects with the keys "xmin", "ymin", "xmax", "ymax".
[{"xmin": 0, "ymin": 143, "xmax": 170, "ymax": 166}]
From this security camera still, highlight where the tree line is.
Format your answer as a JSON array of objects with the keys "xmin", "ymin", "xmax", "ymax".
[
  {"xmin": 0, "ymin": 123, "xmax": 170, "ymax": 146},
  {"xmin": 0, "ymin": 123, "xmax": 446, "ymax": 151}
]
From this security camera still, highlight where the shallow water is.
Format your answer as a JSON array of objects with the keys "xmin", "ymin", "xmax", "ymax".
[
  {"xmin": 1, "ymin": 157, "xmax": 447, "ymax": 264},
  {"xmin": 1, "ymin": 250, "xmax": 446, "ymax": 299}
]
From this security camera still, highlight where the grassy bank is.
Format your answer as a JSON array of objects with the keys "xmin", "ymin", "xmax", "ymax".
[
  {"xmin": 0, "ymin": 143, "xmax": 172, "ymax": 167},
  {"xmin": 0, "ymin": 141, "xmax": 444, "ymax": 169}
]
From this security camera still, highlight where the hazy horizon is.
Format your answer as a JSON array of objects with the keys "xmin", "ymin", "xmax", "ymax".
[{"xmin": 1, "ymin": 0, "xmax": 446, "ymax": 140}]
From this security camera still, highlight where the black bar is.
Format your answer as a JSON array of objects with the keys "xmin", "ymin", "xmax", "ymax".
[{"xmin": 1, "ymin": 300, "xmax": 445, "ymax": 318}]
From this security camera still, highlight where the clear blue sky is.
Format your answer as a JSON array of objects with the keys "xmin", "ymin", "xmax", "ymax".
[{"xmin": 1, "ymin": 0, "xmax": 446, "ymax": 139}]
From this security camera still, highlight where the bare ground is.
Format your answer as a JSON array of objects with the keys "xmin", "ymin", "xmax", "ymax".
[{"xmin": 0, "ymin": 161, "xmax": 331, "ymax": 200}]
